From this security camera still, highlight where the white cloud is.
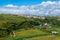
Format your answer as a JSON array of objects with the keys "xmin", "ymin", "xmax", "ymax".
[
  {"xmin": 0, "ymin": 1, "xmax": 60, "ymax": 16},
  {"xmin": 41, "ymin": 1, "xmax": 56, "ymax": 5},
  {"xmin": 4, "ymin": 4, "xmax": 18, "ymax": 7},
  {"xmin": 40, "ymin": 1, "xmax": 56, "ymax": 7}
]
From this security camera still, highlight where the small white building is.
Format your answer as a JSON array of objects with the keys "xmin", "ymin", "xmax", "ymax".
[
  {"xmin": 44, "ymin": 23, "xmax": 48, "ymax": 26},
  {"xmin": 52, "ymin": 31, "xmax": 58, "ymax": 34}
]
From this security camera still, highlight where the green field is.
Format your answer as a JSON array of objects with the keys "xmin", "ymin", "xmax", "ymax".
[
  {"xmin": 0, "ymin": 29, "xmax": 50, "ymax": 40},
  {"xmin": 25, "ymin": 35, "xmax": 60, "ymax": 40}
]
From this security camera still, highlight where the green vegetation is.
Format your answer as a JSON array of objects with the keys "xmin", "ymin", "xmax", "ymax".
[
  {"xmin": 0, "ymin": 14, "xmax": 60, "ymax": 40},
  {"xmin": 25, "ymin": 35, "xmax": 60, "ymax": 40}
]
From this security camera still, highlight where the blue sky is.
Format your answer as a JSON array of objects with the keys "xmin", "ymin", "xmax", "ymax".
[
  {"xmin": 0, "ymin": 0, "xmax": 58, "ymax": 6},
  {"xmin": 0, "ymin": 0, "xmax": 60, "ymax": 16}
]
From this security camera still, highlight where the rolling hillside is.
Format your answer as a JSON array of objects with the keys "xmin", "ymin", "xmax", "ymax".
[{"xmin": 0, "ymin": 14, "xmax": 60, "ymax": 40}]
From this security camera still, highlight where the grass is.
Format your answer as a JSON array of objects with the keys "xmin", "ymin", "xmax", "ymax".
[
  {"xmin": 0, "ymin": 29, "xmax": 50, "ymax": 40},
  {"xmin": 13, "ymin": 29, "xmax": 50, "ymax": 40},
  {"xmin": 1, "ymin": 29, "xmax": 60, "ymax": 40},
  {"xmin": 25, "ymin": 35, "xmax": 60, "ymax": 40},
  {"xmin": 15, "ymin": 29, "xmax": 49, "ymax": 37}
]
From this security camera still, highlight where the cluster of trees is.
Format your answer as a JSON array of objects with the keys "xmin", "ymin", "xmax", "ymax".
[{"xmin": 0, "ymin": 14, "xmax": 40, "ymax": 37}]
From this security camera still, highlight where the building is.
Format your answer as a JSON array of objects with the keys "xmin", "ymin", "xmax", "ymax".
[{"xmin": 52, "ymin": 31, "xmax": 58, "ymax": 35}]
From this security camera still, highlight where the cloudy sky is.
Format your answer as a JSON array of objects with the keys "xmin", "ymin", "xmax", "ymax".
[{"xmin": 0, "ymin": 0, "xmax": 60, "ymax": 16}]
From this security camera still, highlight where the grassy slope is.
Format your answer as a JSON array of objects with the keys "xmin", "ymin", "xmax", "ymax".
[
  {"xmin": 0, "ymin": 29, "xmax": 50, "ymax": 40},
  {"xmin": 25, "ymin": 35, "xmax": 60, "ymax": 40},
  {"xmin": 14, "ymin": 29, "xmax": 50, "ymax": 37}
]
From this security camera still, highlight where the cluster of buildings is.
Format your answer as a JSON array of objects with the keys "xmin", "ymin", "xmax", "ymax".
[{"xmin": 19, "ymin": 14, "xmax": 46, "ymax": 19}]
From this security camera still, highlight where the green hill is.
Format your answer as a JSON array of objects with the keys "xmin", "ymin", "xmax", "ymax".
[{"xmin": 0, "ymin": 14, "xmax": 60, "ymax": 40}]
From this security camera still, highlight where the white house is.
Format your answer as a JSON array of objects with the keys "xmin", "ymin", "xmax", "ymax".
[{"xmin": 52, "ymin": 31, "xmax": 58, "ymax": 34}]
